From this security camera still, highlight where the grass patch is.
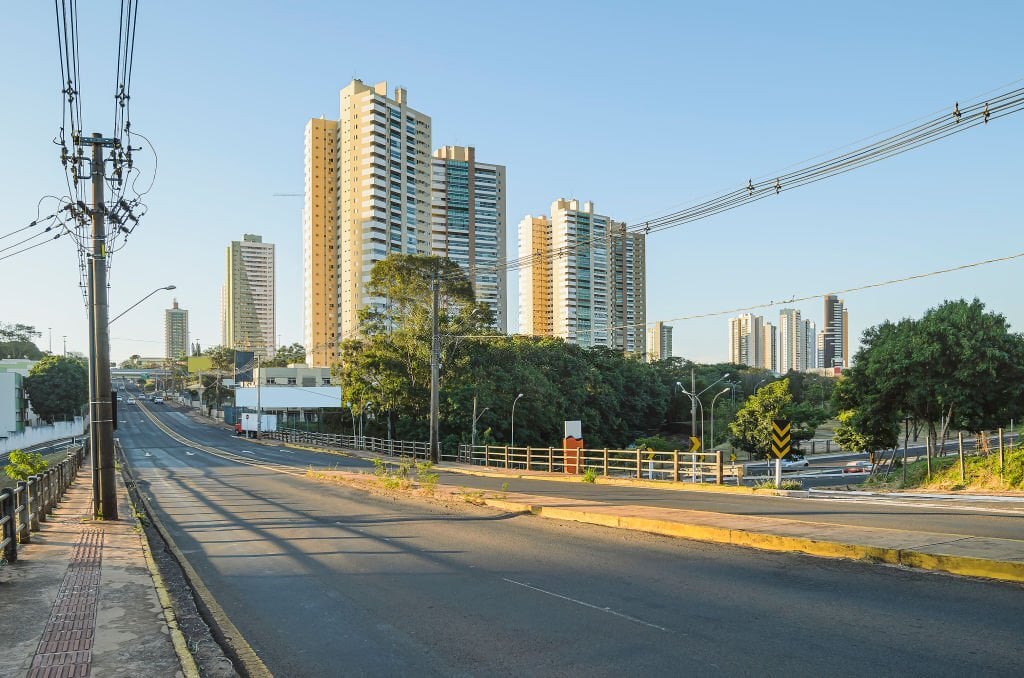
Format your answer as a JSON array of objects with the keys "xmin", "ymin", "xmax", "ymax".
[
  {"xmin": 581, "ymin": 467, "xmax": 599, "ymax": 484},
  {"xmin": 865, "ymin": 444, "xmax": 1024, "ymax": 492},
  {"xmin": 753, "ymin": 478, "xmax": 803, "ymax": 490}
]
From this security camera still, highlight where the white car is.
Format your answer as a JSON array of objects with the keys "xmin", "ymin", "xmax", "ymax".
[
  {"xmin": 153, "ymin": 396, "xmax": 164, "ymax": 404},
  {"xmin": 781, "ymin": 457, "xmax": 810, "ymax": 470}
]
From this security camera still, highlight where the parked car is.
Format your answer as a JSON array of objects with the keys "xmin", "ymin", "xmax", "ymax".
[
  {"xmin": 781, "ymin": 457, "xmax": 810, "ymax": 470},
  {"xmin": 843, "ymin": 460, "xmax": 873, "ymax": 473}
]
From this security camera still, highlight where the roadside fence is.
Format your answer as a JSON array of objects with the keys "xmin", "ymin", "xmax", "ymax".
[
  {"xmin": 265, "ymin": 428, "xmax": 431, "ymax": 460},
  {"xmin": 1, "ymin": 446, "xmax": 86, "ymax": 564},
  {"xmin": 455, "ymin": 444, "xmax": 743, "ymax": 484},
  {"xmin": 0, "ymin": 418, "xmax": 86, "ymax": 454}
]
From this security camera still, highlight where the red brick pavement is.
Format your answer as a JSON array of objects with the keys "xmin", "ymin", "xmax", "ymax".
[{"xmin": 27, "ymin": 527, "xmax": 104, "ymax": 678}]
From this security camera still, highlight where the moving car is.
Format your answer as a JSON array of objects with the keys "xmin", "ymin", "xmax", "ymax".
[
  {"xmin": 153, "ymin": 396, "xmax": 164, "ymax": 404},
  {"xmin": 842, "ymin": 460, "xmax": 873, "ymax": 473}
]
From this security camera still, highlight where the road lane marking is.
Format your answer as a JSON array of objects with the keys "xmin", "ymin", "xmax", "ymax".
[
  {"xmin": 132, "ymin": 403, "xmax": 305, "ymax": 477},
  {"xmin": 502, "ymin": 577, "xmax": 670, "ymax": 633}
]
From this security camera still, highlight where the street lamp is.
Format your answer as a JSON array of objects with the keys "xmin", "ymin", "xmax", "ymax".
[
  {"xmin": 677, "ymin": 372, "xmax": 731, "ymax": 451},
  {"xmin": 708, "ymin": 387, "xmax": 730, "ymax": 451},
  {"xmin": 471, "ymin": 399, "xmax": 490, "ymax": 450},
  {"xmin": 109, "ymin": 285, "xmax": 176, "ymax": 325},
  {"xmin": 511, "ymin": 393, "xmax": 525, "ymax": 449}
]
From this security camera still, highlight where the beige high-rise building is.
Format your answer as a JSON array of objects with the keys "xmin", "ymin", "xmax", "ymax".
[
  {"xmin": 303, "ymin": 80, "xmax": 432, "ymax": 366},
  {"xmin": 519, "ymin": 199, "xmax": 645, "ymax": 353},
  {"xmin": 647, "ymin": 321, "xmax": 673, "ymax": 362},
  {"xmin": 223, "ymin": 234, "xmax": 276, "ymax": 359},
  {"xmin": 164, "ymin": 300, "xmax": 188, "ymax": 361},
  {"xmin": 303, "ymin": 117, "xmax": 339, "ymax": 368},
  {"xmin": 431, "ymin": 146, "xmax": 507, "ymax": 332},
  {"xmin": 728, "ymin": 313, "xmax": 764, "ymax": 368},
  {"xmin": 518, "ymin": 215, "xmax": 552, "ymax": 337},
  {"xmin": 762, "ymin": 322, "xmax": 777, "ymax": 372}
]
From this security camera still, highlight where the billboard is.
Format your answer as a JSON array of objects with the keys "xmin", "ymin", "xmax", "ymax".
[{"xmin": 234, "ymin": 350, "xmax": 255, "ymax": 384}]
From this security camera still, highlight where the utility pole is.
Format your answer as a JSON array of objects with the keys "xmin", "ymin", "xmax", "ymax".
[
  {"xmin": 429, "ymin": 272, "xmax": 440, "ymax": 463},
  {"xmin": 255, "ymin": 353, "xmax": 262, "ymax": 439},
  {"xmin": 84, "ymin": 132, "xmax": 118, "ymax": 520}
]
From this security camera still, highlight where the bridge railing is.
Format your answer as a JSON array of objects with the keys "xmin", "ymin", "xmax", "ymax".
[
  {"xmin": 1, "ymin": 447, "xmax": 86, "ymax": 564},
  {"xmin": 265, "ymin": 428, "xmax": 432, "ymax": 460},
  {"xmin": 454, "ymin": 444, "xmax": 742, "ymax": 485}
]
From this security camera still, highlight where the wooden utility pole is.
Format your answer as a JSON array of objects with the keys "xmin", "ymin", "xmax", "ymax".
[{"xmin": 84, "ymin": 132, "xmax": 119, "ymax": 520}]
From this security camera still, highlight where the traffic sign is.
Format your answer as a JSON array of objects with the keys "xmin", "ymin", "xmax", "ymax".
[
  {"xmin": 689, "ymin": 436, "xmax": 701, "ymax": 452},
  {"xmin": 771, "ymin": 419, "xmax": 791, "ymax": 458}
]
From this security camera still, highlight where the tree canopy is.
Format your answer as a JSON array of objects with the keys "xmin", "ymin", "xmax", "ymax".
[
  {"xmin": 835, "ymin": 299, "xmax": 1024, "ymax": 450},
  {"xmin": 265, "ymin": 342, "xmax": 306, "ymax": 367},
  {"xmin": 0, "ymin": 322, "xmax": 44, "ymax": 359},
  {"xmin": 23, "ymin": 355, "xmax": 88, "ymax": 423}
]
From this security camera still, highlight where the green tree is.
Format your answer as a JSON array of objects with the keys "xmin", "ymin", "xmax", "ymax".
[
  {"xmin": 337, "ymin": 254, "xmax": 494, "ymax": 440},
  {"xmin": 264, "ymin": 342, "xmax": 306, "ymax": 367},
  {"xmin": 23, "ymin": 355, "xmax": 88, "ymax": 423},
  {"xmin": 837, "ymin": 299, "xmax": 1024, "ymax": 456},
  {"xmin": 0, "ymin": 322, "xmax": 43, "ymax": 359},
  {"xmin": 4, "ymin": 450, "xmax": 49, "ymax": 481},
  {"xmin": 728, "ymin": 378, "xmax": 792, "ymax": 458}
]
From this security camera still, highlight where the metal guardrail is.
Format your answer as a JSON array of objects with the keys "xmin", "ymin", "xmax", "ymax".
[
  {"xmin": 1, "ymin": 447, "xmax": 86, "ymax": 564},
  {"xmin": 265, "ymin": 429, "xmax": 432, "ymax": 460},
  {"xmin": 454, "ymin": 444, "xmax": 741, "ymax": 485}
]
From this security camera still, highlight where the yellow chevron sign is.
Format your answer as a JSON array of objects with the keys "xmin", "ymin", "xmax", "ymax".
[{"xmin": 771, "ymin": 419, "xmax": 791, "ymax": 458}]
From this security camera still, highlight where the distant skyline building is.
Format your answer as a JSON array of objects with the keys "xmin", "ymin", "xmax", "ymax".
[
  {"xmin": 762, "ymin": 322, "xmax": 777, "ymax": 372},
  {"xmin": 778, "ymin": 309, "xmax": 818, "ymax": 373},
  {"xmin": 728, "ymin": 313, "xmax": 764, "ymax": 368},
  {"xmin": 647, "ymin": 321, "xmax": 673, "ymax": 362},
  {"xmin": 518, "ymin": 215, "xmax": 552, "ymax": 337},
  {"xmin": 164, "ymin": 299, "xmax": 189, "ymax": 361},
  {"xmin": 223, "ymin": 234, "xmax": 276, "ymax": 359},
  {"xmin": 518, "ymin": 199, "xmax": 646, "ymax": 354},
  {"xmin": 823, "ymin": 294, "xmax": 849, "ymax": 368},
  {"xmin": 303, "ymin": 79, "xmax": 433, "ymax": 366},
  {"xmin": 430, "ymin": 146, "xmax": 507, "ymax": 332}
]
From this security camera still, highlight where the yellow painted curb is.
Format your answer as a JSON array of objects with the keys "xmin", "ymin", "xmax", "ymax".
[
  {"xmin": 487, "ymin": 500, "xmax": 1024, "ymax": 585},
  {"xmin": 438, "ymin": 464, "xmax": 757, "ymax": 494}
]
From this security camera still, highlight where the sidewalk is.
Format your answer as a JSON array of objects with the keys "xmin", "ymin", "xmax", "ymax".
[{"xmin": 0, "ymin": 465, "xmax": 192, "ymax": 677}]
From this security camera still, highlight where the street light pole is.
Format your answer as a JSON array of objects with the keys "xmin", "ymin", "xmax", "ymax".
[
  {"xmin": 511, "ymin": 393, "xmax": 524, "ymax": 449},
  {"xmin": 709, "ymin": 387, "xmax": 730, "ymax": 451},
  {"xmin": 109, "ymin": 284, "xmax": 176, "ymax": 325},
  {"xmin": 471, "ymin": 395, "xmax": 490, "ymax": 450}
]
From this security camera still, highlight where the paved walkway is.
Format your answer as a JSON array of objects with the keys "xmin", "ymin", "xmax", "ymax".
[{"xmin": 0, "ymin": 466, "xmax": 189, "ymax": 678}]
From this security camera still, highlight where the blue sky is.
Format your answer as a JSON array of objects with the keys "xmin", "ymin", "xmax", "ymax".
[{"xmin": 2, "ymin": 1, "xmax": 1022, "ymax": 364}]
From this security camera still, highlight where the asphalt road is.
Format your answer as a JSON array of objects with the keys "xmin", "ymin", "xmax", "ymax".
[{"xmin": 115, "ymin": 399, "xmax": 1024, "ymax": 676}]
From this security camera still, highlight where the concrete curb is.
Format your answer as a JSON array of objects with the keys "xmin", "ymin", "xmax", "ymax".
[
  {"xmin": 133, "ymin": 508, "xmax": 201, "ymax": 678},
  {"xmin": 482, "ymin": 498, "xmax": 1024, "ymax": 585},
  {"xmin": 119, "ymin": 444, "xmax": 273, "ymax": 677},
  {"xmin": 118, "ymin": 449, "xmax": 200, "ymax": 678}
]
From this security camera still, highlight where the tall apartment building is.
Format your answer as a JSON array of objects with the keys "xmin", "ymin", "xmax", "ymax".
[
  {"xmin": 223, "ymin": 234, "xmax": 276, "ymax": 359},
  {"xmin": 778, "ymin": 309, "xmax": 818, "ymax": 373},
  {"xmin": 518, "ymin": 215, "xmax": 552, "ymax": 337},
  {"xmin": 647, "ymin": 321, "xmax": 673, "ymax": 362},
  {"xmin": 430, "ymin": 146, "xmax": 507, "ymax": 332},
  {"xmin": 609, "ymin": 222, "xmax": 646, "ymax": 354},
  {"xmin": 519, "ymin": 199, "xmax": 646, "ymax": 353},
  {"xmin": 164, "ymin": 299, "xmax": 189, "ymax": 360},
  {"xmin": 816, "ymin": 330, "xmax": 826, "ymax": 368},
  {"xmin": 823, "ymin": 294, "xmax": 849, "ymax": 368},
  {"xmin": 762, "ymin": 322, "xmax": 777, "ymax": 372},
  {"xmin": 728, "ymin": 313, "xmax": 764, "ymax": 368},
  {"xmin": 303, "ymin": 80, "xmax": 432, "ymax": 366}
]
